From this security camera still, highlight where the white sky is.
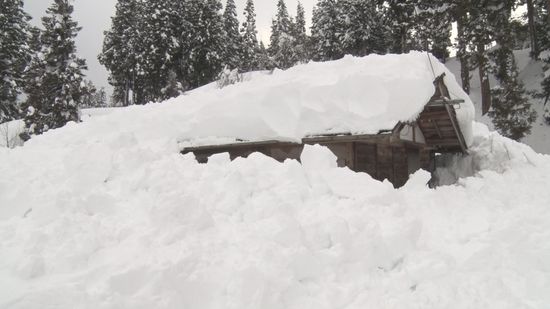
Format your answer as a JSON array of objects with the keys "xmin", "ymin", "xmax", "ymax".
[{"xmin": 24, "ymin": 0, "xmax": 318, "ymax": 94}]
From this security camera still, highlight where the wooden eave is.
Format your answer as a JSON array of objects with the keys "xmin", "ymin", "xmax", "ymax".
[
  {"xmin": 415, "ymin": 73, "xmax": 468, "ymax": 154},
  {"xmin": 181, "ymin": 133, "xmax": 395, "ymax": 154}
]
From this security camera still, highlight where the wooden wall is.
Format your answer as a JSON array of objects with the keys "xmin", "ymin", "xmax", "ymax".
[{"xmin": 188, "ymin": 141, "xmax": 428, "ymax": 188}]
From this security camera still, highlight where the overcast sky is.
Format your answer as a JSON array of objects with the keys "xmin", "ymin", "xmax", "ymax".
[{"xmin": 24, "ymin": 0, "xmax": 318, "ymax": 94}]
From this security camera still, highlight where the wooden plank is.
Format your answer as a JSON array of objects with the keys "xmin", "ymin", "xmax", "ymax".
[
  {"xmin": 304, "ymin": 133, "xmax": 392, "ymax": 144},
  {"xmin": 433, "ymin": 121, "xmax": 443, "ymax": 139},
  {"xmin": 444, "ymin": 104, "xmax": 468, "ymax": 153},
  {"xmin": 392, "ymin": 146, "xmax": 409, "ymax": 188},
  {"xmin": 376, "ymin": 144, "xmax": 393, "ymax": 182},
  {"xmin": 355, "ymin": 143, "xmax": 377, "ymax": 176}
]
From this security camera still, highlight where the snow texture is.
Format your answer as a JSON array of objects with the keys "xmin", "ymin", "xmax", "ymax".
[
  {"xmin": 2, "ymin": 54, "xmax": 549, "ymax": 308},
  {"xmin": 167, "ymin": 52, "xmax": 474, "ymax": 147}
]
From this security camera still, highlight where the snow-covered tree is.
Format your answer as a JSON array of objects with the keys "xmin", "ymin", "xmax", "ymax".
[
  {"xmin": 0, "ymin": 0, "xmax": 31, "ymax": 123},
  {"xmin": 292, "ymin": 2, "xmax": 309, "ymax": 63},
  {"xmin": 99, "ymin": 0, "xmax": 143, "ymax": 106},
  {"xmin": 414, "ymin": 0, "xmax": 453, "ymax": 62},
  {"xmin": 223, "ymin": 0, "xmax": 242, "ymax": 70},
  {"xmin": 488, "ymin": 0, "xmax": 536, "ymax": 140},
  {"xmin": 256, "ymin": 41, "xmax": 274, "ymax": 70},
  {"xmin": 269, "ymin": 0, "xmax": 297, "ymax": 69},
  {"xmin": 384, "ymin": 0, "xmax": 416, "ymax": 54},
  {"xmin": 139, "ymin": 0, "xmax": 183, "ymax": 102},
  {"xmin": 181, "ymin": 0, "xmax": 226, "ymax": 88},
  {"xmin": 240, "ymin": 0, "xmax": 260, "ymax": 72},
  {"xmin": 339, "ymin": 0, "xmax": 387, "ymax": 57},
  {"xmin": 311, "ymin": 0, "xmax": 343, "ymax": 61},
  {"xmin": 21, "ymin": 0, "xmax": 89, "ymax": 139}
]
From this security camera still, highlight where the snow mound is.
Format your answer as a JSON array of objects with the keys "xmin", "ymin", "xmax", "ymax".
[
  {"xmin": 1, "ymin": 121, "xmax": 550, "ymax": 308},
  {"xmin": 0, "ymin": 53, "xmax": 548, "ymax": 308}
]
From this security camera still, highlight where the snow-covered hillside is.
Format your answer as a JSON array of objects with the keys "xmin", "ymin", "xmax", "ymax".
[
  {"xmin": 446, "ymin": 49, "xmax": 550, "ymax": 154},
  {"xmin": 1, "ymin": 54, "xmax": 550, "ymax": 308}
]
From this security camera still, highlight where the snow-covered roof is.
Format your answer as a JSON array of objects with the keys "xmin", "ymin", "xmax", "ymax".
[{"xmin": 173, "ymin": 51, "xmax": 475, "ymax": 147}]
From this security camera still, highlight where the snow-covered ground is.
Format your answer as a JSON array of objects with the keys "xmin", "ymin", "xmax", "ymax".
[
  {"xmin": 1, "ymin": 53, "xmax": 550, "ymax": 308},
  {"xmin": 0, "ymin": 120, "xmax": 24, "ymax": 149}
]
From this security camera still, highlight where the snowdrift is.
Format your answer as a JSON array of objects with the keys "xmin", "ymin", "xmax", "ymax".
[{"xmin": 1, "ymin": 54, "xmax": 550, "ymax": 308}]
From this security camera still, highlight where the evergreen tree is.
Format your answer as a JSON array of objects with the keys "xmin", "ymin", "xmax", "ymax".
[
  {"xmin": 536, "ymin": 0, "xmax": 550, "ymax": 119},
  {"xmin": 223, "ymin": 0, "xmax": 242, "ymax": 70},
  {"xmin": 311, "ymin": 0, "xmax": 343, "ymax": 61},
  {"xmin": 269, "ymin": 0, "xmax": 297, "ymax": 69},
  {"xmin": 181, "ymin": 0, "xmax": 226, "ymax": 88},
  {"xmin": 292, "ymin": 2, "xmax": 309, "ymax": 63},
  {"xmin": 464, "ymin": 1, "xmax": 495, "ymax": 115},
  {"xmin": 0, "ymin": 0, "xmax": 31, "ymax": 123},
  {"xmin": 488, "ymin": 0, "xmax": 536, "ymax": 140},
  {"xmin": 414, "ymin": 0, "xmax": 453, "ymax": 62},
  {"xmin": 339, "ymin": 0, "xmax": 387, "ymax": 56},
  {"xmin": 256, "ymin": 41, "xmax": 274, "ymax": 70},
  {"xmin": 384, "ymin": 0, "xmax": 416, "ymax": 54},
  {"xmin": 99, "ymin": 0, "xmax": 143, "ymax": 106},
  {"xmin": 240, "ymin": 0, "xmax": 260, "ymax": 71},
  {"xmin": 140, "ymin": 0, "xmax": 183, "ymax": 102},
  {"xmin": 22, "ymin": 0, "xmax": 89, "ymax": 138}
]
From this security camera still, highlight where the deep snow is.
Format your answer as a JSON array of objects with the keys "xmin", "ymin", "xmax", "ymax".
[{"xmin": 1, "ymin": 54, "xmax": 550, "ymax": 308}]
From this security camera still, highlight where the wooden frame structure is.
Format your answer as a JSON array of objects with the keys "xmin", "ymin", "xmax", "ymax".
[{"xmin": 182, "ymin": 74, "xmax": 468, "ymax": 188}]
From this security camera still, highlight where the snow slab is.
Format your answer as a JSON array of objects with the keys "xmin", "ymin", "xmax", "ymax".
[{"xmin": 26, "ymin": 52, "xmax": 475, "ymax": 151}]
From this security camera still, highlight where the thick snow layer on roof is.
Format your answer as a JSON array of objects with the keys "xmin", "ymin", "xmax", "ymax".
[{"xmin": 180, "ymin": 52, "xmax": 475, "ymax": 146}]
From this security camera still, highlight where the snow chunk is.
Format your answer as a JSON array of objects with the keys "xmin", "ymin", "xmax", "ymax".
[{"xmin": 300, "ymin": 144, "xmax": 338, "ymax": 171}]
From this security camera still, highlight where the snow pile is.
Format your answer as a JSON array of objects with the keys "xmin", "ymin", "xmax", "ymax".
[
  {"xmin": 1, "ymin": 54, "xmax": 548, "ymax": 308},
  {"xmin": 1, "ymin": 121, "xmax": 550, "ymax": 308}
]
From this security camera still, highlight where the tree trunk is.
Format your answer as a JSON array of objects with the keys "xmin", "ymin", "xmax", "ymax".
[
  {"xmin": 456, "ymin": 11, "xmax": 470, "ymax": 94},
  {"xmin": 526, "ymin": 0, "xmax": 539, "ymax": 59},
  {"xmin": 478, "ymin": 43, "xmax": 492, "ymax": 115}
]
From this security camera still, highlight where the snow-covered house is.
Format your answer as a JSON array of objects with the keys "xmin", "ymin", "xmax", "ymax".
[{"xmin": 180, "ymin": 52, "xmax": 475, "ymax": 187}]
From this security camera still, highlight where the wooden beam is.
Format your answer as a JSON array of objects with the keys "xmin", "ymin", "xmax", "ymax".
[
  {"xmin": 444, "ymin": 104, "xmax": 468, "ymax": 153},
  {"xmin": 433, "ymin": 120, "xmax": 443, "ymax": 139}
]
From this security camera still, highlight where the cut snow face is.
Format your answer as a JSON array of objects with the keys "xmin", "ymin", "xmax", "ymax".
[{"xmin": 1, "ymin": 54, "xmax": 549, "ymax": 308}]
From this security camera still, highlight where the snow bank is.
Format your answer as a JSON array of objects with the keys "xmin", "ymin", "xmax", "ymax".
[
  {"xmin": 1, "ymin": 54, "xmax": 547, "ymax": 308},
  {"xmin": 1, "ymin": 118, "xmax": 550, "ymax": 307}
]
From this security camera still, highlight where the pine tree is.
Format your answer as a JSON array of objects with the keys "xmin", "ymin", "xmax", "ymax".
[
  {"xmin": 139, "ymin": 0, "xmax": 183, "ymax": 102},
  {"xmin": 464, "ymin": 2, "xmax": 495, "ymax": 115},
  {"xmin": 21, "ymin": 0, "xmax": 89, "ymax": 138},
  {"xmin": 223, "ymin": 0, "xmax": 242, "ymax": 70},
  {"xmin": 269, "ymin": 0, "xmax": 297, "ymax": 69},
  {"xmin": 292, "ymin": 2, "xmax": 309, "ymax": 63},
  {"xmin": 384, "ymin": 0, "xmax": 416, "ymax": 54},
  {"xmin": 99, "ymin": 0, "xmax": 143, "ymax": 106},
  {"xmin": 240, "ymin": 0, "xmax": 260, "ymax": 72},
  {"xmin": 181, "ymin": 0, "xmax": 226, "ymax": 88},
  {"xmin": 339, "ymin": 0, "xmax": 387, "ymax": 57},
  {"xmin": 536, "ymin": 0, "xmax": 550, "ymax": 119},
  {"xmin": 488, "ymin": 0, "xmax": 536, "ymax": 140},
  {"xmin": 311, "ymin": 0, "xmax": 343, "ymax": 61},
  {"xmin": 256, "ymin": 41, "xmax": 274, "ymax": 70},
  {"xmin": 0, "ymin": 0, "xmax": 31, "ymax": 123},
  {"xmin": 414, "ymin": 0, "xmax": 453, "ymax": 62}
]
